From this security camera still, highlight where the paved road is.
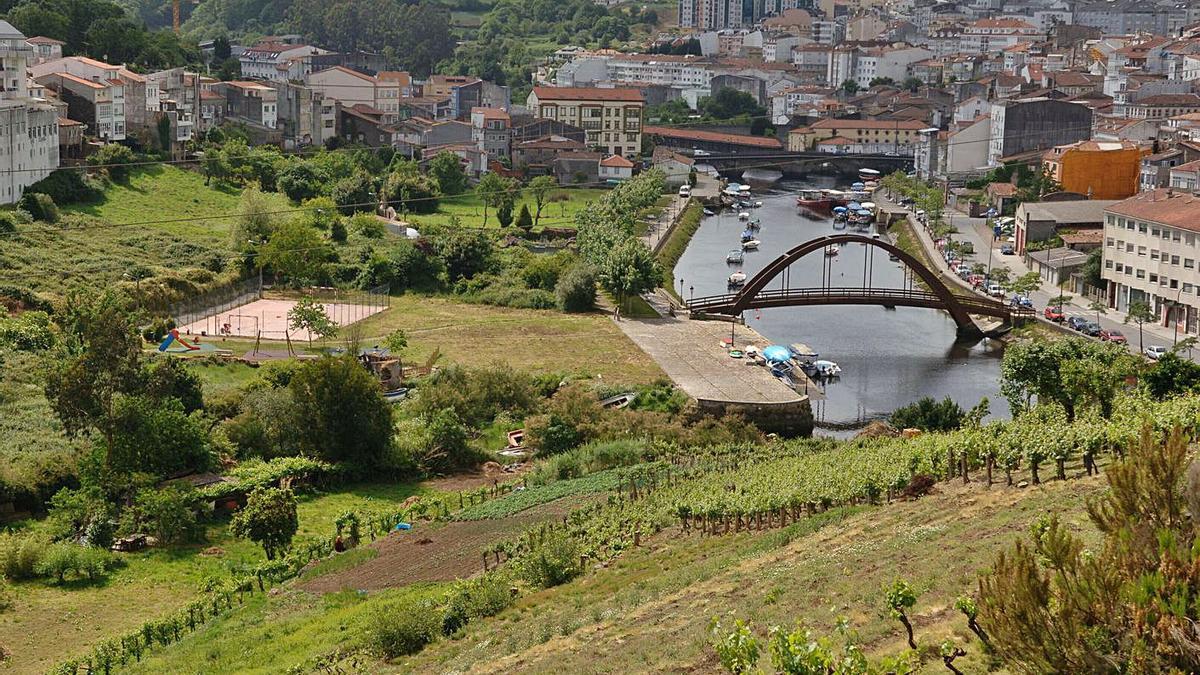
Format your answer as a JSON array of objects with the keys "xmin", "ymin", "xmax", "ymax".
[{"xmin": 881, "ymin": 192, "xmax": 1196, "ymax": 361}]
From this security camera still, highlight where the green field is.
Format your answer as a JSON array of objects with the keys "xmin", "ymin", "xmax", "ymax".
[{"xmin": 407, "ymin": 187, "xmax": 605, "ymax": 231}]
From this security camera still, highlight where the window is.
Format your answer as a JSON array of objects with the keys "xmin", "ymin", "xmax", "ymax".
[
  {"xmin": 1172, "ymin": 255, "xmax": 1181, "ymax": 265},
  {"xmin": 1139, "ymin": 223, "xmax": 1148, "ymax": 233},
  {"xmin": 1152, "ymin": 228, "xmax": 1160, "ymax": 236},
  {"xmin": 1106, "ymin": 260, "xmax": 1114, "ymax": 269},
  {"xmin": 1187, "ymin": 234, "xmax": 1195, "ymax": 246},
  {"xmin": 1186, "ymin": 283, "xmax": 1195, "ymax": 293},
  {"xmin": 1187, "ymin": 258, "xmax": 1195, "ymax": 269},
  {"xmin": 1127, "ymin": 243, "xmax": 1134, "ymax": 252},
  {"xmin": 1152, "ymin": 249, "xmax": 1160, "ymax": 260},
  {"xmin": 1107, "ymin": 237, "xmax": 1115, "ymax": 247},
  {"xmin": 1116, "ymin": 263, "xmax": 1124, "ymax": 272},
  {"xmin": 1136, "ymin": 268, "xmax": 1146, "ymax": 279},
  {"xmin": 1170, "ymin": 278, "xmax": 1179, "ymax": 289},
  {"xmin": 1150, "ymin": 273, "xmax": 1158, "ymax": 282},
  {"xmin": 1138, "ymin": 246, "xmax": 1147, "ymax": 256}
]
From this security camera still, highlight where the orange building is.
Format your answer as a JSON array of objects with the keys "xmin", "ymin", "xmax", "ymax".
[{"xmin": 1041, "ymin": 140, "xmax": 1146, "ymax": 200}]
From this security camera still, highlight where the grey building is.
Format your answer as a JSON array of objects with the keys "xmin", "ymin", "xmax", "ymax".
[{"xmin": 987, "ymin": 98, "xmax": 1092, "ymax": 166}]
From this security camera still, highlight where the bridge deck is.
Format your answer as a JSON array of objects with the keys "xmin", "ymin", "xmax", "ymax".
[{"xmin": 689, "ymin": 286, "xmax": 1021, "ymax": 320}]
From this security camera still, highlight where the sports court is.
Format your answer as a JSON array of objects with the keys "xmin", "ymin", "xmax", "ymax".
[{"xmin": 177, "ymin": 297, "xmax": 386, "ymax": 342}]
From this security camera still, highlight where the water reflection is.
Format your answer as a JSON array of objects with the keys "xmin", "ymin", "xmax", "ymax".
[{"xmin": 674, "ymin": 180, "xmax": 1009, "ymax": 433}]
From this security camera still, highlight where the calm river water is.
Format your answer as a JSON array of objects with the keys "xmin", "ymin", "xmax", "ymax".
[{"xmin": 673, "ymin": 180, "xmax": 1009, "ymax": 431}]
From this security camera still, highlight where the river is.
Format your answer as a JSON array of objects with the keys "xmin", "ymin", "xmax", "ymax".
[{"xmin": 673, "ymin": 180, "xmax": 1009, "ymax": 431}]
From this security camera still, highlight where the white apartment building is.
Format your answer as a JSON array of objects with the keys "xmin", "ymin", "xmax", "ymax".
[
  {"xmin": 35, "ymin": 72, "xmax": 126, "ymax": 141},
  {"xmin": 827, "ymin": 45, "xmax": 932, "ymax": 89},
  {"xmin": 526, "ymin": 86, "xmax": 644, "ymax": 158},
  {"xmin": 31, "ymin": 57, "xmax": 148, "ymax": 131},
  {"xmin": 24, "ymin": 36, "xmax": 62, "ymax": 66},
  {"xmin": 238, "ymin": 42, "xmax": 332, "ymax": 82},
  {"xmin": 959, "ymin": 18, "xmax": 1044, "ymax": 54},
  {"xmin": 0, "ymin": 22, "xmax": 59, "ymax": 205},
  {"xmin": 1102, "ymin": 189, "xmax": 1200, "ymax": 334},
  {"xmin": 306, "ymin": 66, "xmax": 401, "ymax": 117}
]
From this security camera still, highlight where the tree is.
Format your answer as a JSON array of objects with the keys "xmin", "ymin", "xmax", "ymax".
[
  {"xmin": 475, "ymin": 172, "xmax": 508, "ymax": 226},
  {"xmin": 902, "ymin": 76, "xmax": 923, "ymax": 92},
  {"xmin": 528, "ymin": 175, "xmax": 557, "ymax": 228},
  {"xmin": 1059, "ymin": 343, "xmax": 1134, "ymax": 420},
  {"xmin": 233, "ymin": 186, "xmax": 276, "ymax": 247},
  {"xmin": 1124, "ymin": 299, "xmax": 1155, "ymax": 354},
  {"xmin": 230, "ymin": 487, "xmax": 298, "ymax": 560},
  {"xmin": 428, "ymin": 151, "xmax": 468, "ymax": 195},
  {"xmin": 890, "ymin": 396, "xmax": 964, "ymax": 432},
  {"xmin": 496, "ymin": 198, "xmax": 514, "ymax": 228},
  {"xmin": 43, "ymin": 290, "xmax": 145, "ymax": 469},
  {"xmin": 288, "ymin": 356, "xmax": 393, "ymax": 465},
  {"xmin": 384, "ymin": 329, "xmax": 408, "ymax": 379},
  {"xmin": 260, "ymin": 220, "xmax": 330, "ymax": 285},
  {"xmin": 1007, "ymin": 271, "xmax": 1042, "ymax": 296},
  {"xmin": 211, "ymin": 36, "xmax": 232, "ymax": 62},
  {"xmin": 143, "ymin": 357, "xmax": 204, "ymax": 414},
  {"xmin": 278, "ymin": 161, "xmax": 326, "ymax": 203},
  {"xmin": 88, "ymin": 144, "xmax": 135, "ymax": 182},
  {"xmin": 1082, "ymin": 248, "xmax": 1103, "ymax": 288},
  {"xmin": 1087, "ymin": 299, "xmax": 1107, "ymax": 327},
  {"xmin": 287, "ymin": 297, "xmax": 338, "ymax": 346},
  {"xmin": 884, "ymin": 580, "xmax": 919, "ymax": 650},
  {"xmin": 555, "ymin": 263, "xmax": 597, "ymax": 312},
  {"xmin": 380, "ymin": 171, "xmax": 440, "ymax": 215},
  {"xmin": 433, "ymin": 228, "xmax": 494, "ymax": 280},
  {"xmin": 106, "ymin": 396, "xmax": 211, "ymax": 478},
  {"xmin": 1000, "ymin": 338, "xmax": 1086, "ymax": 420},
  {"xmin": 978, "ymin": 428, "xmax": 1200, "ymax": 673},
  {"xmin": 869, "ymin": 76, "xmax": 895, "ymax": 88},
  {"xmin": 840, "ymin": 79, "xmax": 860, "ymax": 95},
  {"xmin": 515, "ymin": 204, "xmax": 533, "ymax": 231},
  {"xmin": 598, "ymin": 238, "xmax": 660, "ymax": 313},
  {"xmin": 331, "ymin": 170, "xmax": 376, "ymax": 215},
  {"xmin": 1142, "ymin": 351, "xmax": 1200, "ymax": 399}
]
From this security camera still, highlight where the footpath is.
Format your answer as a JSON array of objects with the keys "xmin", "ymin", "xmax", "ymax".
[{"xmin": 874, "ymin": 190, "xmax": 1194, "ymax": 360}]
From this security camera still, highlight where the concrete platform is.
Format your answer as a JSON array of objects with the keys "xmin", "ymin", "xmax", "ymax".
[{"xmin": 614, "ymin": 306, "xmax": 811, "ymax": 405}]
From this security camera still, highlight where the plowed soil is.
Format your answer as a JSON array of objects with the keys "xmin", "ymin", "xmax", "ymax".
[{"xmin": 300, "ymin": 495, "xmax": 593, "ymax": 593}]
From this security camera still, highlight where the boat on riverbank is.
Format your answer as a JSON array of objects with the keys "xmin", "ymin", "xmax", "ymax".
[
  {"xmin": 726, "ymin": 249, "xmax": 744, "ymax": 264},
  {"xmin": 742, "ymin": 239, "xmax": 760, "ymax": 250},
  {"xmin": 727, "ymin": 270, "xmax": 747, "ymax": 287}
]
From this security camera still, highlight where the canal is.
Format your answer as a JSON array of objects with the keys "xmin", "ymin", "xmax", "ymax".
[{"xmin": 673, "ymin": 181, "xmax": 1009, "ymax": 430}]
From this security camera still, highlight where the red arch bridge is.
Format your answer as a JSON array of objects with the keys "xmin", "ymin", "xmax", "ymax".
[{"xmin": 685, "ymin": 234, "xmax": 1033, "ymax": 338}]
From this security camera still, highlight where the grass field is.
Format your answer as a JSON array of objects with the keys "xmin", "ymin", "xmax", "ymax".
[
  {"xmin": 2, "ymin": 481, "xmax": 430, "ymax": 672},
  {"xmin": 109, "ymin": 470, "xmax": 1104, "ymax": 674},
  {"xmin": 355, "ymin": 295, "xmax": 664, "ymax": 383},
  {"xmin": 407, "ymin": 188, "xmax": 605, "ymax": 231}
]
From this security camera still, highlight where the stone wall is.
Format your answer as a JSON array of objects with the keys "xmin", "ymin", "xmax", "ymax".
[{"xmin": 694, "ymin": 396, "xmax": 814, "ymax": 438}]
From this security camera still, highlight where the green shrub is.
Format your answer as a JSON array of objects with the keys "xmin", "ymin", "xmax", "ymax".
[
  {"xmin": 19, "ymin": 192, "xmax": 58, "ymax": 223},
  {"xmin": 350, "ymin": 213, "xmax": 385, "ymax": 238},
  {"xmin": 25, "ymin": 169, "xmax": 103, "ymax": 204},
  {"xmin": 89, "ymin": 143, "xmax": 137, "ymax": 182},
  {"xmin": 365, "ymin": 597, "xmax": 442, "ymax": 658},
  {"xmin": 441, "ymin": 574, "xmax": 514, "ymax": 635},
  {"xmin": 0, "ymin": 310, "xmax": 55, "ymax": 351},
  {"xmin": 75, "ymin": 546, "xmax": 117, "ymax": 580},
  {"xmin": 119, "ymin": 486, "xmax": 200, "ymax": 544},
  {"xmin": 35, "ymin": 542, "xmax": 81, "ymax": 582},
  {"xmin": 0, "ymin": 211, "xmax": 17, "ymax": 233},
  {"xmin": 890, "ymin": 396, "xmax": 965, "ymax": 432},
  {"xmin": 519, "ymin": 530, "xmax": 582, "ymax": 588},
  {"xmin": 415, "ymin": 363, "xmax": 540, "ymax": 430},
  {"xmin": 555, "ymin": 264, "xmax": 597, "ymax": 312},
  {"xmin": 533, "ymin": 414, "xmax": 582, "ymax": 456},
  {"xmin": 0, "ymin": 532, "xmax": 48, "ymax": 580}
]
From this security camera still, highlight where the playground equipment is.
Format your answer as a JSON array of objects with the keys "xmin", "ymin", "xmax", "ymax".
[{"xmin": 158, "ymin": 329, "xmax": 201, "ymax": 352}]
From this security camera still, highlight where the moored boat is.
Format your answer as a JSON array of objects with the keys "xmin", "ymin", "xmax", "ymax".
[
  {"xmin": 727, "ymin": 270, "xmax": 747, "ymax": 287},
  {"xmin": 726, "ymin": 249, "xmax": 744, "ymax": 264},
  {"xmin": 742, "ymin": 239, "xmax": 760, "ymax": 250}
]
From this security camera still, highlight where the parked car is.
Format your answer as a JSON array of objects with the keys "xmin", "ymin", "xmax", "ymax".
[
  {"xmin": 1081, "ymin": 321, "xmax": 1102, "ymax": 337},
  {"xmin": 678, "ymin": 185, "xmax": 691, "ymax": 197},
  {"xmin": 999, "ymin": 243, "xmax": 1015, "ymax": 255},
  {"xmin": 1145, "ymin": 345, "xmax": 1168, "ymax": 360},
  {"xmin": 958, "ymin": 267, "xmax": 973, "ymax": 280},
  {"xmin": 1099, "ymin": 328, "xmax": 1127, "ymax": 344},
  {"xmin": 986, "ymin": 282, "xmax": 1005, "ymax": 298},
  {"xmin": 1066, "ymin": 316, "xmax": 1090, "ymax": 331},
  {"xmin": 1044, "ymin": 306, "xmax": 1065, "ymax": 322},
  {"xmin": 1010, "ymin": 294, "xmax": 1034, "ymax": 309},
  {"xmin": 969, "ymin": 274, "xmax": 986, "ymax": 288}
]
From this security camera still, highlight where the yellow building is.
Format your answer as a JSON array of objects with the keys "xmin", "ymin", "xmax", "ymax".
[
  {"xmin": 527, "ymin": 86, "xmax": 644, "ymax": 159},
  {"xmin": 787, "ymin": 118, "xmax": 927, "ymax": 153},
  {"xmin": 1041, "ymin": 140, "xmax": 1145, "ymax": 200}
]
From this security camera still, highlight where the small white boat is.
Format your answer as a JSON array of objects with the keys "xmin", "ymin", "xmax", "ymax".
[
  {"xmin": 738, "ymin": 211, "xmax": 751, "ymax": 220},
  {"xmin": 726, "ymin": 249, "xmax": 744, "ymax": 263},
  {"xmin": 742, "ymin": 239, "xmax": 760, "ymax": 250},
  {"xmin": 754, "ymin": 201, "xmax": 763, "ymax": 207},
  {"xmin": 703, "ymin": 208, "xmax": 715, "ymax": 216},
  {"xmin": 861, "ymin": 201, "xmax": 876, "ymax": 209},
  {"xmin": 825, "ymin": 245, "xmax": 839, "ymax": 256},
  {"xmin": 727, "ymin": 270, "xmax": 747, "ymax": 286},
  {"xmin": 814, "ymin": 360, "xmax": 842, "ymax": 377}
]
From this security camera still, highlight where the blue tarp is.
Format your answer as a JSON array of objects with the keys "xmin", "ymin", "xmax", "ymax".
[{"xmin": 762, "ymin": 345, "xmax": 791, "ymax": 362}]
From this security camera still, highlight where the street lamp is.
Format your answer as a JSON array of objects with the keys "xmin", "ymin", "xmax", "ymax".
[
  {"xmin": 1174, "ymin": 284, "xmax": 1184, "ymax": 346},
  {"xmin": 248, "ymin": 239, "xmax": 265, "ymax": 297},
  {"xmin": 689, "ymin": 285, "xmax": 694, "ymax": 303}
]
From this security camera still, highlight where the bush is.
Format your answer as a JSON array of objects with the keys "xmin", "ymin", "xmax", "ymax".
[
  {"xmin": 330, "ymin": 218, "xmax": 348, "ymax": 243},
  {"xmin": 120, "ymin": 486, "xmax": 200, "ymax": 544},
  {"xmin": 469, "ymin": 284, "xmax": 555, "ymax": 309},
  {"xmin": 0, "ymin": 211, "xmax": 16, "ymax": 233},
  {"xmin": 25, "ymin": 169, "xmax": 103, "ymax": 204},
  {"xmin": 442, "ymin": 574, "xmax": 514, "ymax": 635},
  {"xmin": 890, "ymin": 396, "xmax": 964, "ymax": 432},
  {"xmin": 555, "ymin": 264, "xmax": 597, "ymax": 312},
  {"xmin": 0, "ymin": 310, "xmax": 55, "ymax": 351},
  {"xmin": 350, "ymin": 213, "xmax": 386, "ymax": 239},
  {"xmin": 415, "ymin": 363, "xmax": 540, "ymax": 429},
  {"xmin": 19, "ymin": 192, "xmax": 58, "ymax": 223},
  {"xmin": 0, "ymin": 532, "xmax": 48, "ymax": 581},
  {"xmin": 520, "ymin": 530, "xmax": 582, "ymax": 588},
  {"xmin": 365, "ymin": 597, "xmax": 442, "ymax": 658},
  {"xmin": 331, "ymin": 170, "xmax": 377, "ymax": 215},
  {"xmin": 88, "ymin": 143, "xmax": 136, "ymax": 182},
  {"xmin": 531, "ymin": 414, "xmax": 582, "ymax": 455}
]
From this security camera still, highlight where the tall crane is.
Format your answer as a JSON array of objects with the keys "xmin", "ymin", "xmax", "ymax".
[{"xmin": 173, "ymin": 0, "xmax": 199, "ymax": 33}]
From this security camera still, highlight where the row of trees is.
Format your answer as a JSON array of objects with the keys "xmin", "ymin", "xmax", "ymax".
[{"xmin": 574, "ymin": 170, "xmax": 665, "ymax": 313}]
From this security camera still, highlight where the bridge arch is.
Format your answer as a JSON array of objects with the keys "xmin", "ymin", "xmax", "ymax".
[{"xmin": 725, "ymin": 234, "xmax": 979, "ymax": 332}]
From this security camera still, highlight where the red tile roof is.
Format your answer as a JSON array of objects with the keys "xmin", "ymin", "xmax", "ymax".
[
  {"xmin": 600, "ymin": 155, "xmax": 635, "ymax": 168},
  {"xmin": 531, "ymin": 86, "xmax": 644, "ymax": 103},
  {"xmin": 643, "ymin": 125, "xmax": 783, "ymax": 149},
  {"xmin": 810, "ymin": 118, "xmax": 928, "ymax": 130},
  {"xmin": 1106, "ymin": 188, "xmax": 1200, "ymax": 232}
]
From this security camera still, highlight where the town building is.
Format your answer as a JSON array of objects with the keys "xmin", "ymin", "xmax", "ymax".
[
  {"xmin": 788, "ymin": 117, "xmax": 928, "ymax": 154},
  {"xmin": 0, "ymin": 22, "xmax": 59, "ymax": 205},
  {"xmin": 34, "ymin": 72, "xmax": 126, "ymax": 141},
  {"xmin": 827, "ymin": 45, "xmax": 933, "ymax": 90},
  {"xmin": 599, "ymin": 154, "xmax": 635, "ymax": 182},
  {"xmin": 216, "ymin": 81, "xmax": 278, "ymax": 129},
  {"xmin": 1014, "ymin": 199, "xmax": 1119, "ymax": 255},
  {"xmin": 987, "ymin": 98, "xmax": 1093, "ymax": 166},
  {"xmin": 959, "ymin": 18, "xmax": 1044, "ymax": 54},
  {"xmin": 25, "ymin": 36, "xmax": 62, "ymax": 65},
  {"xmin": 238, "ymin": 42, "xmax": 333, "ymax": 82},
  {"xmin": 306, "ymin": 66, "xmax": 401, "ymax": 117},
  {"xmin": 526, "ymin": 87, "xmax": 644, "ymax": 159},
  {"xmin": 1102, "ymin": 189, "xmax": 1200, "ymax": 335},
  {"xmin": 1041, "ymin": 140, "xmax": 1144, "ymax": 201},
  {"xmin": 1141, "ymin": 149, "xmax": 1185, "ymax": 192},
  {"xmin": 470, "ymin": 107, "xmax": 511, "ymax": 160}
]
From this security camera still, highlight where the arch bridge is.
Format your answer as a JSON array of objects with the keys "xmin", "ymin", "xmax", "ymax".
[{"xmin": 686, "ymin": 234, "xmax": 1030, "ymax": 337}]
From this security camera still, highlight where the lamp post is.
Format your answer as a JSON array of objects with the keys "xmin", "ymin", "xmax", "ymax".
[
  {"xmin": 689, "ymin": 285, "xmax": 694, "ymax": 304},
  {"xmin": 1174, "ymin": 285, "xmax": 1184, "ymax": 346},
  {"xmin": 679, "ymin": 277, "xmax": 684, "ymax": 299}
]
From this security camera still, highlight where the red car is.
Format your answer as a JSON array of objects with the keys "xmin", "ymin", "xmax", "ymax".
[
  {"xmin": 1043, "ymin": 306, "xmax": 1065, "ymax": 322},
  {"xmin": 1100, "ymin": 328, "xmax": 1127, "ymax": 344}
]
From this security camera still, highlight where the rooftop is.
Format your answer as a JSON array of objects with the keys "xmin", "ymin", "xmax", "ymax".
[
  {"xmin": 643, "ymin": 125, "xmax": 783, "ymax": 149},
  {"xmin": 1027, "ymin": 246, "xmax": 1090, "ymax": 268},
  {"xmin": 600, "ymin": 154, "xmax": 635, "ymax": 168},
  {"xmin": 1106, "ymin": 188, "xmax": 1200, "ymax": 232},
  {"xmin": 1019, "ymin": 199, "xmax": 1120, "ymax": 224},
  {"xmin": 809, "ymin": 118, "xmax": 928, "ymax": 130},
  {"xmin": 531, "ymin": 86, "xmax": 644, "ymax": 103}
]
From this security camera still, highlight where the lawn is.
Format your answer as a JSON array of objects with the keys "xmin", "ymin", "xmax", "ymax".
[
  {"xmin": 354, "ymin": 295, "xmax": 664, "ymax": 384},
  {"xmin": 2, "ymin": 480, "xmax": 431, "ymax": 672},
  {"xmin": 406, "ymin": 187, "xmax": 605, "ymax": 231}
]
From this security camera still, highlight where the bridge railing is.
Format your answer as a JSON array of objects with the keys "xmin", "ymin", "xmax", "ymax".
[{"xmin": 688, "ymin": 286, "xmax": 945, "ymax": 312}]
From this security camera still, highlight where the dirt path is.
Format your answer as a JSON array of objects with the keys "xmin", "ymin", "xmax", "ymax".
[{"xmin": 300, "ymin": 496, "xmax": 589, "ymax": 593}]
